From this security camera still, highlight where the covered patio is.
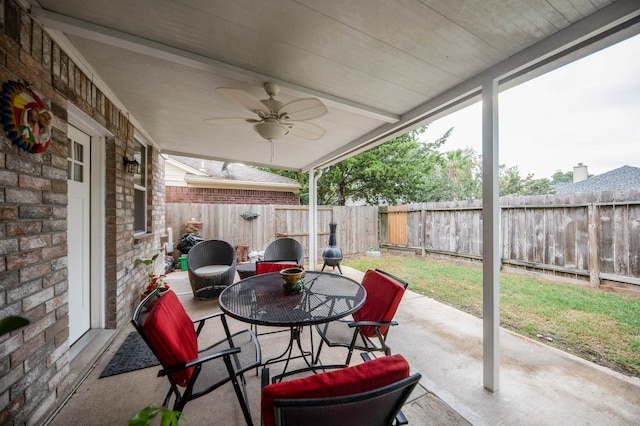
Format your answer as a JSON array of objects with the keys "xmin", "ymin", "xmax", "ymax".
[
  {"xmin": 3, "ymin": 1, "xmax": 640, "ymax": 424},
  {"xmin": 28, "ymin": 2, "xmax": 640, "ymax": 390},
  {"xmin": 47, "ymin": 266, "xmax": 640, "ymax": 425}
]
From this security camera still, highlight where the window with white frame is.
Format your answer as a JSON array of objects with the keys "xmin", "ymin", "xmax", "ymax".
[{"xmin": 133, "ymin": 138, "xmax": 147, "ymax": 234}]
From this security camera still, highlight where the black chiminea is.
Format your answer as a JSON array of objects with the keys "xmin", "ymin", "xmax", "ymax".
[{"xmin": 321, "ymin": 222, "xmax": 343, "ymax": 274}]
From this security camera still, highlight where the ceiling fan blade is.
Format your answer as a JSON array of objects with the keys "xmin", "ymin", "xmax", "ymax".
[
  {"xmin": 217, "ymin": 88, "xmax": 270, "ymax": 115},
  {"xmin": 280, "ymin": 98, "xmax": 328, "ymax": 121},
  {"xmin": 288, "ymin": 121, "xmax": 326, "ymax": 140},
  {"xmin": 205, "ymin": 117, "xmax": 259, "ymax": 124}
]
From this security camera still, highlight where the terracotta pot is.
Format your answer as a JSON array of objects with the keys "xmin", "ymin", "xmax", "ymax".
[{"xmin": 141, "ymin": 287, "xmax": 171, "ymax": 311}]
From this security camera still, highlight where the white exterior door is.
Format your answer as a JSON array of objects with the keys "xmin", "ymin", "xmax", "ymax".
[{"xmin": 67, "ymin": 125, "xmax": 91, "ymax": 343}]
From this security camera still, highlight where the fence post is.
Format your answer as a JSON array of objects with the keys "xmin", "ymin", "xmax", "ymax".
[
  {"xmin": 588, "ymin": 204, "xmax": 600, "ymax": 288},
  {"xmin": 420, "ymin": 208, "xmax": 425, "ymax": 257}
]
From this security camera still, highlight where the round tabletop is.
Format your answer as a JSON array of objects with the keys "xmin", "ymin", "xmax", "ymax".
[{"xmin": 218, "ymin": 271, "xmax": 366, "ymax": 327}]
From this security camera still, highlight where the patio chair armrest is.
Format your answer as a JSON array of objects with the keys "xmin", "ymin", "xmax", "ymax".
[
  {"xmin": 191, "ymin": 311, "xmax": 226, "ymax": 335},
  {"xmin": 158, "ymin": 346, "xmax": 241, "ymax": 377},
  {"xmin": 191, "ymin": 310, "xmax": 224, "ymax": 324},
  {"xmin": 348, "ymin": 320, "xmax": 399, "ymax": 328}
]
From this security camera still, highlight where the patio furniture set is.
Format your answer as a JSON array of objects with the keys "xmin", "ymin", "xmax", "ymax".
[
  {"xmin": 132, "ymin": 237, "xmax": 415, "ymax": 425},
  {"xmin": 188, "ymin": 237, "xmax": 306, "ymax": 298}
]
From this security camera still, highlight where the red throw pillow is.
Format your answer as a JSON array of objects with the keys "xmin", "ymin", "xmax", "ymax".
[
  {"xmin": 261, "ymin": 354, "xmax": 410, "ymax": 426},
  {"xmin": 352, "ymin": 269, "xmax": 406, "ymax": 337},
  {"xmin": 255, "ymin": 262, "xmax": 301, "ymax": 275},
  {"xmin": 143, "ymin": 290, "xmax": 198, "ymax": 387}
]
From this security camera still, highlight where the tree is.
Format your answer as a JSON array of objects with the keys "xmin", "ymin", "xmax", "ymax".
[
  {"xmin": 262, "ymin": 127, "xmax": 566, "ymax": 204},
  {"xmin": 260, "ymin": 126, "xmax": 450, "ymax": 205},
  {"xmin": 551, "ymin": 170, "xmax": 573, "ymax": 184},
  {"xmin": 499, "ymin": 165, "xmax": 554, "ymax": 196},
  {"xmin": 317, "ymin": 129, "xmax": 446, "ymax": 205},
  {"xmin": 423, "ymin": 148, "xmax": 482, "ymax": 201}
]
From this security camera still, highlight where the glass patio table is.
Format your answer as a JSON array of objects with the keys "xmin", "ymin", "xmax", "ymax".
[{"xmin": 218, "ymin": 271, "xmax": 366, "ymax": 381}]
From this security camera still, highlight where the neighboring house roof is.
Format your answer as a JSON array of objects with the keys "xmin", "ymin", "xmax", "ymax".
[
  {"xmin": 164, "ymin": 155, "xmax": 302, "ymax": 192},
  {"xmin": 554, "ymin": 165, "xmax": 640, "ymax": 194}
]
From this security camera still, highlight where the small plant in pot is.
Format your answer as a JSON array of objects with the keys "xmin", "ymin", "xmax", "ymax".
[
  {"xmin": 139, "ymin": 254, "xmax": 171, "ymax": 308},
  {"xmin": 280, "ymin": 267, "xmax": 305, "ymax": 294}
]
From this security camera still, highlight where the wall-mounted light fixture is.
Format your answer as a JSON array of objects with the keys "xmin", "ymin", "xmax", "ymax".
[
  {"xmin": 123, "ymin": 156, "xmax": 140, "ymax": 174},
  {"xmin": 240, "ymin": 212, "xmax": 259, "ymax": 221}
]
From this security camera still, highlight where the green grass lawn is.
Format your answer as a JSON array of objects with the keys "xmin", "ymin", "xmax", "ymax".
[{"xmin": 341, "ymin": 254, "xmax": 640, "ymax": 378}]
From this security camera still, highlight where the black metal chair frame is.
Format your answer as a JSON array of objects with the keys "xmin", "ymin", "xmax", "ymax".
[
  {"xmin": 314, "ymin": 269, "xmax": 409, "ymax": 366},
  {"xmin": 187, "ymin": 239, "xmax": 237, "ymax": 299},
  {"xmin": 131, "ymin": 290, "xmax": 261, "ymax": 425}
]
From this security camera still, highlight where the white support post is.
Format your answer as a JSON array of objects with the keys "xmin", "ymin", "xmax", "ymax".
[
  {"xmin": 308, "ymin": 169, "xmax": 317, "ymax": 271},
  {"xmin": 482, "ymin": 78, "xmax": 500, "ymax": 392}
]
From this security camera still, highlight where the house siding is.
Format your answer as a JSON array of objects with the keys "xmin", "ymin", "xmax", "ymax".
[
  {"xmin": 166, "ymin": 186, "xmax": 299, "ymax": 205},
  {"xmin": 0, "ymin": 1, "xmax": 165, "ymax": 424}
]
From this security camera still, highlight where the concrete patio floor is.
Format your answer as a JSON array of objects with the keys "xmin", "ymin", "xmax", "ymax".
[{"xmin": 46, "ymin": 266, "xmax": 640, "ymax": 425}]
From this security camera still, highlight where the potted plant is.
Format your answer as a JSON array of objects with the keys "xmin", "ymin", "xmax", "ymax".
[{"xmin": 139, "ymin": 254, "xmax": 171, "ymax": 308}]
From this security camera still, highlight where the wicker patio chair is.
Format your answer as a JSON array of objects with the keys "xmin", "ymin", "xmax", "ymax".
[
  {"xmin": 314, "ymin": 269, "xmax": 408, "ymax": 366},
  {"xmin": 187, "ymin": 239, "xmax": 237, "ymax": 299},
  {"xmin": 132, "ymin": 289, "xmax": 261, "ymax": 425},
  {"xmin": 263, "ymin": 237, "xmax": 305, "ymax": 265},
  {"xmin": 261, "ymin": 353, "xmax": 420, "ymax": 426}
]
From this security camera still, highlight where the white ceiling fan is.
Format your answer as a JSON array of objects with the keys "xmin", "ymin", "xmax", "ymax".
[{"xmin": 208, "ymin": 82, "xmax": 328, "ymax": 145}]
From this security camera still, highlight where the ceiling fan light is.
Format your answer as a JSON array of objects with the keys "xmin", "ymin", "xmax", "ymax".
[{"xmin": 254, "ymin": 121, "xmax": 289, "ymax": 142}]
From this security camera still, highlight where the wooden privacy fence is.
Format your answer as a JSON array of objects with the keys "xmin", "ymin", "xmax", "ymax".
[
  {"xmin": 165, "ymin": 204, "xmax": 379, "ymax": 259},
  {"xmin": 166, "ymin": 190, "xmax": 639, "ymax": 288},
  {"xmin": 380, "ymin": 190, "xmax": 640, "ymax": 287}
]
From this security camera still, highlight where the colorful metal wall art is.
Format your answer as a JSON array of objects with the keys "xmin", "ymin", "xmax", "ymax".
[{"xmin": 1, "ymin": 80, "xmax": 52, "ymax": 153}]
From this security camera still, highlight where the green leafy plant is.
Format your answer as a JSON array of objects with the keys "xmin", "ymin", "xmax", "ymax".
[
  {"xmin": 138, "ymin": 254, "xmax": 170, "ymax": 293},
  {"xmin": 138, "ymin": 253, "xmax": 160, "ymax": 274},
  {"xmin": 128, "ymin": 404, "xmax": 182, "ymax": 426},
  {"xmin": 144, "ymin": 274, "xmax": 170, "ymax": 293}
]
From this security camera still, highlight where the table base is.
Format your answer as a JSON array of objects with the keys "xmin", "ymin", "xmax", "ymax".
[
  {"xmin": 262, "ymin": 326, "xmax": 348, "ymax": 383},
  {"xmin": 262, "ymin": 326, "xmax": 317, "ymax": 382}
]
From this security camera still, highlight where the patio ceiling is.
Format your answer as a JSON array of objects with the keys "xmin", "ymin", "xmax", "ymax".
[{"xmin": 26, "ymin": 0, "xmax": 640, "ymax": 172}]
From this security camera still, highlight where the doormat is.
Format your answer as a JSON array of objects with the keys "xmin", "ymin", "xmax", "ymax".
[{"xmin": 99, "ymin": 332, "xmax": 159, "ymax": 378}]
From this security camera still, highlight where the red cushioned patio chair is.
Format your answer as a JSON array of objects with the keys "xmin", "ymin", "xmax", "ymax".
[
  {"xmin": 255, "ymin": 261, "xmax": 303, "ymax": 275},
  {"xmin": 261, "ymin": 354, "xmax": 421, "ymax": 426},
  {"xmin": 131, "ymin": 289, "xmax": 261, "ymax": 425},
  {"xmin": 314, "ymin": 269, "xmax": 408, "ymax": 366}
]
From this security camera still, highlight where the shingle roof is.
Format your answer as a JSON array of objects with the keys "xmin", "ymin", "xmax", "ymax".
[
  {"xmin": 554, "ymin": 165, "xmax": 640, "ymax": 194},
  {"xmin": 167, "ymin": 155, "xmax": 299, "ymax": 186}
]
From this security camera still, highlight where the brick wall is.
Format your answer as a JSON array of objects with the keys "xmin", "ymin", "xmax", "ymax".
[
  {"xmin": 0, "ymin": 1, "xmax": 163, "ymax": 424},
  {"xmin": 165, "ymin": 186, "xmax": 300, "ymax": 205}
]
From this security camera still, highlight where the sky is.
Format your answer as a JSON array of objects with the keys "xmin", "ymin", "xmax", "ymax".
[{"xmin": 423, "ymin": 33, "xmax": 640, "ymax": 180}]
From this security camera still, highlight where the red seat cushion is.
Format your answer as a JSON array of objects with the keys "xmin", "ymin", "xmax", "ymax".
[
  {"xmin": 143, "ymin": 290, "xmax": 198, "ymax": 387},
  {"xmin": 261, "ymin": 354, "xmax": 410, "ymax": 426},
  {"xmin": 255, "ymin": 262, "xmax": 301, "ymax": 275},
  {"xmin": 352, "ymin": 269, "xmax": 406, "ymax": 337}
]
